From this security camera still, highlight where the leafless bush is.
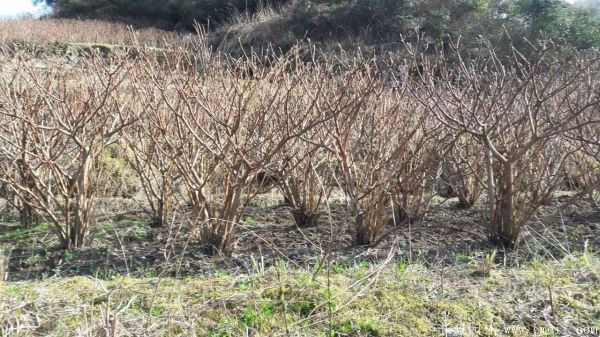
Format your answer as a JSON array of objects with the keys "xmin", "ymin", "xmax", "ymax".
[
  {"xmin": 321, "ymin": 60, "xmax": 440, "ymax": 245},
  {"xmin": 414, "ymin": 42, "xmax": 600, "ymax": 246},
  {"xmin": 0, "ymin": 50, "xmax": 138, "ymax": 248},
  {"xmin": 441, "ymin": 132, "xmax": 485, "ymax": 208},
  {"xmin": 270, "ymin": 74, "xmax": 333, "ymax": 228},
  {"xmin": 130, "ymin": 48, "xmax": 329, "ymax": 253},
  {"xmin": 275, "ymin": 151, "xmax": 329, "ymax": 228},
  {"xmin": 562, "ymin": 124, "xmax": 600, "ymax": 209},
  {"xmin": 123, "ymin": 53, "xmax": 193, "ymax": 228},
  {"xmin": 390, "ymin": 113, "xmax": 442, "ymax": 223},
  {"xmin": 0, "ymin": 168, "xmax": 40, "ymax": 226}
]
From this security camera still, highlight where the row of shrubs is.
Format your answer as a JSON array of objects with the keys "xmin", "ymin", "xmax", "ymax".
[{"xmin": 0, "ymin": 35, "xmax": 598, "ymax": 253}]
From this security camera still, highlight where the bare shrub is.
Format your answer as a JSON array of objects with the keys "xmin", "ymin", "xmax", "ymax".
[
  {"xmin": 131, "ymin": 49, "xmax": 327, "ymax": 253},
  {"xmin": 276, "ymin": 153, "xmax": 329, "ymax": 229},
  {"xmin": 0, "ymin": 167, "xmax": 40, "ymax": 227},
  {"xmin": 322, "ymin": 60, "xmax": 437, "ymax": 245},
  {"xmin": 390, "ymin": 113, "xmax": 442, "ymax": 224},
  {"xmin": 441, "ymin": 132, "xmax": 485, "ymax": 208},
  {"xmin": 124, "ymin": 55, "xmax": 188, "ymax": 228},
  {"xmin": 259, "ymin": 59, "xmax": 341, "ymax": 229},
  {"xmin": 415, "ymin": 43, "xmax": 600, "ymax": 247},
  {"xmin": 562, "ymin": 125, "xmax": 600, "ymax": 209},
  {"xmin": 0, "ymin": 51, "xmax": 138, "ymax": 248},
  {"xmin": 271, "ymin": 113, "xmax": 331, "ymax": 227}
]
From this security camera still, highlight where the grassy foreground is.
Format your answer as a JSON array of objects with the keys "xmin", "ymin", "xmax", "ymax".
[{"xmin": 1, "ymin": 252, "xmax": 598, "ymax": 337}]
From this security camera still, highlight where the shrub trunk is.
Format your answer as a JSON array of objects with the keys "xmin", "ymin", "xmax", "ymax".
[{"xmin": 290, "ymin": 207, "xmax": 320, "ymax": 228}]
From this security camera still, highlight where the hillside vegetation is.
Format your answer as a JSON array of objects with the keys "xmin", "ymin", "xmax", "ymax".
[{"xmin": 34, "ymin": 0, "xmax": 600, "ymax": 56}]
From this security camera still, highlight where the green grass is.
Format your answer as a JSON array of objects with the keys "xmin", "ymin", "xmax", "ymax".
[
  {"xmin": 0, "ymin": 222, "xmax": 51, "ymax": 243},
  {"xmin": 243, "ymin": 216, "xmax": 260, "ymax": 226},
  {"xmin": 0, "ymin": 254, "xmax": 597, "ymax": 336}
]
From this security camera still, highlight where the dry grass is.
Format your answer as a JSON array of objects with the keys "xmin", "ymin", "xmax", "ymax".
[
  {"xmin": 0, "ymin": 252, "xmax": 597, "ymax": 336},
  {"xmin": 0, "ymin": 18, "xmax": 194, "ymax": 49}
]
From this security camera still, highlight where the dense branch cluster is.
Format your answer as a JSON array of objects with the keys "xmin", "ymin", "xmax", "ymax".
[{"xmin": 0, "ymin": 39, "xmax": 598, "ymax": 252}]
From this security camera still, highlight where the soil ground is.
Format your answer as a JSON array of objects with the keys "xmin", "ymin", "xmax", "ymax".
[{"xmin": 1, "ymin": 192, "xmax": 598, "ymax": 281}]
